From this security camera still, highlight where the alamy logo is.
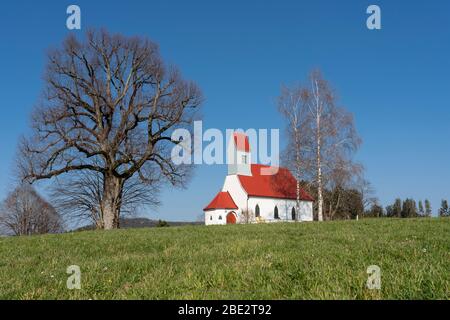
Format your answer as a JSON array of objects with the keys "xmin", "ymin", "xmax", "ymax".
[
  {"xmin": 171, "ymin": 121, "xmax": 280, "ymax": 175},
  {"xmin": 367, "ymin": 5, "xmax": 382, "ymax": 30},
  {"xmin": 66, "ymin": 5, "xmax": 81, "ymax": 30},
  {"xmin": 366, "ymin": 265, "xmax": 381, "ymax": 290},
  {"xmin": 66, "ymin": 265, "xmax": 81, "ymax": 290}
]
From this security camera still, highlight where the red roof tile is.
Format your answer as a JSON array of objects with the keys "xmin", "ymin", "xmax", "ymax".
[
  {"xmin": 238, "ymin": 164, "xmax": 314, "ymax": 201},
  {"xmin": 203, "ymin": 191, "xmax": 239, "ymax": 211},
  {"xmin": 233, "ymin": 132, "xmax": 250, "ymax": 152}
]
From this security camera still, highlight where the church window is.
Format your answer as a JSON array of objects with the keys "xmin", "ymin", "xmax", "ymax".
[
  {"xmin": 291, "ymin": 207, "xmax": 296, "ymax": 220},
  {"xmin": 255, "ymin": 204, "xmax": 260, "ymax": 217},
  {"xmin": 274, "ymin": 206, "xmax": 279, "ymax": 219}
]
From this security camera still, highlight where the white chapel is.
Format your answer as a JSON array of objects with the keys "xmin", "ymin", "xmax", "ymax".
[{"xmin": 203, "ymin": 132, "xmax": 314, "ymax": 225}]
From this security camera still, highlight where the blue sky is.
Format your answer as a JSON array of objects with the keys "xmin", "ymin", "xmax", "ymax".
[{"xmin": 0, "ymin": 0, "xmax": 449, "ymax": 221}]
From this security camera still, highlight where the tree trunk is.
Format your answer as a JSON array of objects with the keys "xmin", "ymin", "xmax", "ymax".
[
  {"xmin": 101, "ymin": 174, "xmax": 124, "ymax": 230},
  {"xmin": 317, "ymin": 168, "xmax": 323, "ymax": 221},
  {"xmin": 295, "ymin": 148, "xmax": 301, "ymax": 222},
  {"xmin": 316, "ymin": 109, "xmax": 324, "ymax": 222}
]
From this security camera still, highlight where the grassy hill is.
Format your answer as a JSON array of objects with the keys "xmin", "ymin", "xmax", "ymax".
[{"xmin": 0, "ymin": 218, "xmax": 448, "ymax": 299}]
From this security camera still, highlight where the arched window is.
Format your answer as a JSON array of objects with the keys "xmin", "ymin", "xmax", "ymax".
[
  {"xmin": 219, "ymin": 215, "xmax": 222, "ymax": 220},
  {"xmin": 274, "ymin": 206, "xmax": 279, "ymax": 219},
  {"xmin": 291, "ymin": 207, "xmax": 296, "ymax": 220},
  {"xmin": 255, "ymin": 204, "xmax": 260, "ymax": 217}
]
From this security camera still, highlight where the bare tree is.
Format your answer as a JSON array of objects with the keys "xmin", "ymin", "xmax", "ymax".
[
  {"xmin": 0, "ymin": 185, "xmax": 63, "ymax": 236},
  {"xmin": 278, "ymin": 85, "xmax": 310, "ymax": 221},
  {"xmin": 18, "ymin": 30, "xmax": 202, "ymax": 229},
  {"xmin": 239, "ymin": 209, "xmax": 255, "ymax": 224},
  {"xmin": 51, "ymin": 169, "xmax": 160, "ymax": 229},
  {"xmin": 324, "ymin": 157, "xmax": 364, "ymax": 220},
  {"xmin": 355, "ymin": 176, "xmax": 377, "ymax": 213},
  {"xmin": 279, "ymin": 70, "xmax": 361, "ymax": 221}
]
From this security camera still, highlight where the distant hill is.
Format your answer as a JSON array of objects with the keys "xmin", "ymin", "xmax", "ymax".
[{"xmin": 75, "ymin": 217, "xmax": 202, "ymax": 231}]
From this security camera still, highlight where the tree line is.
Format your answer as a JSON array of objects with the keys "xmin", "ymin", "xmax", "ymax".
[{"xmin": 365, "ymin": 198, "xmax": 450, "ymax": 218}]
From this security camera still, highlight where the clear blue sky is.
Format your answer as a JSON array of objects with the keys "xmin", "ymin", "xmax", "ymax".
[{"xmin": 0, "ymin": 0, "xmax": 449, "ymax": 220}]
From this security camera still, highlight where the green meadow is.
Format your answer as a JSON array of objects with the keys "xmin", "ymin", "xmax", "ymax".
[{"xmin": 0, "ymin": 218, "xmax": 448, "ymax": 299}]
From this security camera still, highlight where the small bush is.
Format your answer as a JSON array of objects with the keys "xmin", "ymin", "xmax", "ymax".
[{"xmin": 156, "ymin": 220, "xmax": 169, "ymax": 227}]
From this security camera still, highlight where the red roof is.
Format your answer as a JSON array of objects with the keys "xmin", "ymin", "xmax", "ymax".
[
  {"xmin": 203, "ymin": 191, "xmax": 239, "ymax": 211},
  {"xmin": 238, "ymin": 164, "xmax": 314, "ymax": 201},
  {"xmin": 233, "ymin": 132, "xmax": 250, "ymax": 152}
]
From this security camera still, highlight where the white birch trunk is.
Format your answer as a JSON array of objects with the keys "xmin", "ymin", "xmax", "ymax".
[
  {"xmin": 294, "ymin": 122, "xmax": 301, "ymax": 222},
  {"xmin": 315, "ymin": 80, "xmax": 324, "ymax": 222}
]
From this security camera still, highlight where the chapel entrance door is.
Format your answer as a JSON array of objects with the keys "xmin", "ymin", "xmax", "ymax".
[{"xmin": 226, "ymin": 212, "xmax": 237, "ymax": 224}]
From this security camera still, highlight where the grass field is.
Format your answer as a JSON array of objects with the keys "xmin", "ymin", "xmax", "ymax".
[{"xmin": 0, "ymin": 218, "xmax": 448, "ymax": 299}]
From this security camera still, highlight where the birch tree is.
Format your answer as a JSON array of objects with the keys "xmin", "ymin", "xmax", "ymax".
[
  {"xmin": 18, "ymin": 30, "xmax": 202, "ymax": 229},
  {"xmin": 278, "ymin": 70, "xmax": 361, "ymax": 221},
  {"xmin": 278, "ymin": 85, "xmax": 310, "ymax": 221}
]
